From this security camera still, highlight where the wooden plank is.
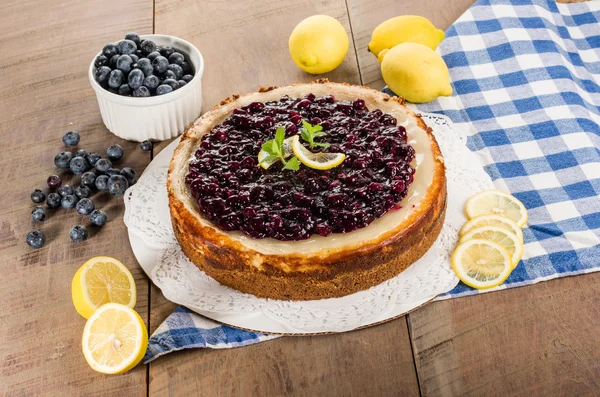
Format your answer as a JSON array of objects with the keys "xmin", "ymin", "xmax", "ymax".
[
  {"xmin": 409, "ymin": 274, "xmax": 600, "ymax": 396},
  {"xmin": 0, "ymin": 0, "xmax": 153, "ymax": 395}
]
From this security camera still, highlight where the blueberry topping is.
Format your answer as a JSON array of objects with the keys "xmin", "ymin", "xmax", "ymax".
[
  {"xmin": 152, "ymin": 56, "xmax": 169, "ymax": 74},
  {"xmin": 69, "ymin": 156, "xmax": 89, "ymax": 174},
  {"xmin": 31, "ymin": 206, "xmax": 46, "ymax": 222},
  {"xmin": 26, "ymin": 230, "xmax": 45, "ymax": 249},
  {"xmin": 118, "ymin": 39, "xmax": 137, "ymax": 55},
  {"xmin": 31, "ymin": 189, "xmax": 46, "ymax": 203},
  {"xmin": 75, "ymin": 185, "xmax": 92, "ymax": 199},
  {"xmin": 108, "ymin": 175, "xmax": 129, "ymax": 195},
  {"xmin": 62, "ymin": 131, "xmax": 80, "ymax": 146},
  {"xmin": 156, "ymin": 84, "xmax": 173, "ymax": 95},
  {"xmin": 54, "ymin": 151, "xmax": 73, "ymax": 168},
  {"xmin": 116, "ymin": 54, "xmax": 133, "ymax": 73},
  {"xmin": 140, "ymin": 40, "xmax": 157, "ymax": 54},
  {"xmin": 143, "ymin": 75, "xmax": 160, "ymax": 90},
  {"xmin": 94, "ymin": 55, "xmax": 108, "ymax": 68},
  {"xmin": 137, "ymin": 58, "xmax": 153, "ymax": 76},
  {"xmin": 168, "ymin": 52, "xmax": 185, "ymax": 65},
  {"xmin": 76, "ymin": 198, "xmax": 95, "ymax": 215},
  {"xmin": 125, "ymin": 32, "xmax": 141, "ymax": 46},
  {"xmin": 95, "ymin": 158, "xmax": 112, "ymax": 172},
  {"xmin": 107, "ymin": 144, "xmax": 124, "ymax": 161},
  {"xmin": 69, "ymin": 225, "xmax": 88, "ymax": 243},
  {"xmin": 128, "ymin": 68, "xmax": 144, "ymax": 89},
  {"xmin": 90, "ymin": 209, "xmax": 107, "ymax": 226},
  {"xmin": 140, "ymin": 140, "xmax": 152, "ymax": 151},
  {"xmin": 61, "ymin": 194, "xmax": 77, "ymax": 209},
  {"xmin": 133, "ymin": 86, "xmax": 150, "ymax": 97},
  {"xmin": 46, "ymin": 192, "xmax": 61, "ymax": 209},
  {"xmin": 58, "ymin": 184, "xmax": 74, "ymax": 197},
  {"xmin": 80, "ymin": 171, "xmax": 97, "ymax": 188},
  {"xmin": 119, "ymin": 167, "xmax": 137, "ymax": 185}
]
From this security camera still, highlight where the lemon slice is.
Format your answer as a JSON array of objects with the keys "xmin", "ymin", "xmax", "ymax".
[
  {"xmin": 460, "ymin": 226, "xmax": 523, "ymax": 269},
  {"xmin": 258, "ymin": 136, "xmax": 295, "ymax": 169},
  {"xmin": 291, "ymin": 135, "xmax": 346, "ymax": 170},
  {"xmin": 72, "ymin": 256, "xmax": 136, "ymax": 319},
  {"xmin": 452, "ymin": 239, "xmax": 513, "ymax": 289},
  {"xmin": 465, "ymin": 190, "xmax": 528, "ymax": 227},
  {"xmin": 460, "ymin": 214, "xmax": 524, "ymax": 243},
  {"xmin": 82, "ymin": 303, "xmax": 148, "ymax": 374}
]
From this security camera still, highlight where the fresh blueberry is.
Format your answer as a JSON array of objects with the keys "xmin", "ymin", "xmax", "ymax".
[
  {"xmin": 102, "ymin": 43, "xmax": 119, "ymax": 58},
  {"xmin": 163, "ymin": 78, "xmax": 179, "ymax": 91},
  {"xmin": 116, "ymin": 54, "xmax": 133, "ymax": 73},
  {"xmin": 140, "ymin": 140, "xmax": 152, "ymax": 151},
  {"xmin": 86, "ymin": 152, "xmax": 101, "ymax": 167},
  {"xmin": 159, "ymin": 46, "xmax": 174, "ymax": 58},
  {"xmin": 95, "ymin": 158, "xmax": 112, "ymax": 172},
  {"xmin": 181, "ymin": 61, "xmax": 192, "ymax": 75},
  {"xmin": 125, "ymin": 32, "xmax": 141, "ymax": 46},
  {"xmin": 109, "ymin": 54, "xmax": 120, "ymax": 69},
  {"xmin": 108, "ymin": 69, "xmax": 124, "ymax": 88},
  {"xmin": 137, "ymin": 58, "xmax": 153, "ymax": 76},
  {"xmin": 94, "ymin": 55, "xmax": 108, "ymax": 68},
  {"xmin": 143, "ymin": 75, "xmax": 160, "ymax": 90},
  {"xmin": 120, "ymin": 167, "xmax": 137, "ymax": 185},
  {"xmin": 90, "ymin": 209, "xmax": 107, "ymax": 226},
  {"xmin": 54, "ymin": 151, "xmax": 73, "ymax": 168},
  {"xmin": 118, "ymin": 39, "xmax": 137, "ymax": 55},
  {"xmin": 32, "ymin": 206, "xmax": 46, "ymax": 222},
  {"xmin": 75, "ymin": 149, "xmax": 89, "ymax": 158},
  {"xmin": 95, "ymin": 174, "xmax": 109, "ymax": 190},
  {"xmin": 62, "ymin": 131, "xmax": 80, "ymax": 146},
  {"xmin": 133, "ymin": 86, "xmax": 150, "ymax": 97},
  {"xmin": 107, "ymin": 144, "xmax": 124, "ymax": 161},
  {"xmin": 168, "ymin": 52, "xmax": 185, "ymax": 65},
  {"xmin": 47, "ymin": 175, "xmax": 62, "ymax": 188},
  {"xmin": 129, "ymin": 53, "xmax": 139, "ymax": 63},
  {"xmin": 153, "ymin": 56, "xmax": 169, "ymax": 74},
  {"xmin": 31, "ymin": 189, "xmax": 46, "ymax": 203},
  {"xmin": 61, "ymin": 194, "xmax": 77, "ymax": 209},
  {"xmin": 128, "ymin": 68, "xmax": 144, "ymax": 89},
  {"xmin": 108, "ymin": 175, "xmax": 129, "ymax": 195},
  {"xmin": 80, "ymin": 171, "xmax": 97, "ymax": 188},
  {"xmin": 76, "ymin": 198, "xmax": 95, "ymax": 215},
  {"xmin": 166, "ymin": 64, "xmax": 183, "ymax": 79},
  {"xmin": 177, "ymin": 80, "xmax": 187, "ymax": 88},
  {"xmin": 46, "ymin": 192, "xmax": 61, "ymax": 208},
  {"xmin": 75, "ymin": 185, "xmax": 92, "ymax": 199},
  {"xmin": 108, "ymin": 87, "xmax": 119, "ymax": 95},
  {"xmin": 106, "ymin": 167, "xmax": 120, "ymax": 176},
  {"xmin": 69, "ymin": 225, "xmax": 88, "ymax": 243},
  {"xmin": 26, "ymin": 230, "xmax": 45, "ymax": 249},
  {"xmin": 182, "ymin": 74, "xmax": 194, "ymax": 83},
  {"xmin": 69, "ymin": 156, "xmax": 89, "ymax": 174},
  {"xmin": 135, "ymin": 49, "xmax": 143, "ymax": 57},
  {"xmin": 156, "ymin": 84, "xmax": 173, "ymax": 95},
  {"xmin": 162, "ymin": 70, "xmax": 176, "ymax": 80},
  {"xmin": 58, "ymin": 184, "xmax": 74, "ymax": 197},
  {"xmin": 146, "ymin": 51, "xmax": 160, "ymax": 61},
  {"xmin": 118, "ymin": 84, "xmax": 132, "ymax": 96},
  {"xmin": 140, "ymin": 40, "xmax": 157, "ymax": 54},
  {"xmin": 95, "ymin": 66, "xmax": 112, "ymax": 84}
]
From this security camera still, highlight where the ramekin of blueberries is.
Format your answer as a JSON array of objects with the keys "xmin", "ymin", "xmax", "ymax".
[
  {"xmin": 89, "ymin": 33, "xmax": 204, "ymax": 142},
  {"xmin": 26, "ymin": 131, "xmax": 153, "ymax": 249}
]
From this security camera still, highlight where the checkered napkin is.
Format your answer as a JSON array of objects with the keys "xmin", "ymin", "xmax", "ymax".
[{"xmin": 145, "ymin": 0, "xmax": 600, "ymax": 361}]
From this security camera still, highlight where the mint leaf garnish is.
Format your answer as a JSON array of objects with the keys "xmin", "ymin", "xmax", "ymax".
[
  {"xmin": 282, "ymin": 156, "xmax": 300, "ymax": 171},
  {"xmin": 300, "ymin": 119, "xmax": 328, "ymax": 149}
]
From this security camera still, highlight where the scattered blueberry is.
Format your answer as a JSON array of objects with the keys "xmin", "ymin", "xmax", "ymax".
[
  {"xmin": 76, "ymin": 198, "xmax": 95, "ymax": 215},
  {"xmin": 120, "ymin": 167, "xmax": 137, "ymax": 185},
  {"xmin": 182, "ymin": 74, "xmax": 194, "ymax": 83},
  {"xmin": 118, "ymin": 84, "xmax": 132, "ymax": 96},
  {"xmin": 76, "ymin": 149, "xmax": 89, "ymax": 158},
  {"xmin": 168, "ymin": 52, "xmax": 184, "ymax": 65},
  {"xmin": 108, "ymin": 175, "xmax": 129, "ymax": 195},
  {"xmin": 46, "ymin": 192, "xmax": 61, "ymax": 209},
  {"xmin": 167, "ymin": 64, "xmax": 183, "ymax": 79},
  {"xmin": 146, "ymin": 51, "xmax": 161, "ymax": 61},
  {"xmin": 90, "ymin": 210, "xmax": 107, "ymax": 226},
  {"xmin": 125, "ymin": 32, "xmax": 141, "ymax": 46},
  {"xmin": 31, "ymin": 189, "xmax": 46, "ymax": 203},
  {"xmin": 75, "ymin": 185, "xmax": 92, "ymax": 199},
  {"xmin": 128, "ymin": 68, "xmax": 144, "ymax": 89},
  {"xmin": 108, "ymin": 69, "xmax": 124, "ymax": 88},
  {"xmin": 58, "ymin": 184, "xmax": 74, "ymax": 197},
  {"xmin": 163, "ymin": 78, "xmax": 179, "ymax": 91},
  {"xmin": 47, "ymin": 174, "xmax": 62, "ymax": 188},
  {"xmin": 94, "ymin": 55, "xmax": 108, "ymax": 68},
  {"xmin": 95, "ymin": 174, "xmax": 109, "ymax": 190},
  {"xmin": 95, "ymin": 66, "xmax": 112, "ymax": 84},
  {"xmin": 86, "ymin": 152, "xmax": 101, "ymax": 167},
  {"xmin": 156, "ymin": 84, "xmax": 173, "ymax": 95},
  {"xmin": 62, "ymin": 131, "xmax": 80, "ymax": 146},
  {"xmin": 133, "ymin": 86, "xmax": 150, "ymax": 97},
  {"xmin": 80, "ymin": 171, "xmax": 97, "ymax": 188},
  {"xmin": 69, "ymin": 225, "xmax": 88, "ymax": 243},
  {"xmin": 61, "ymin": 194, "xmax": 77, "ymax": 209},
  {"xmin": 26, "ymin": 230, "xmax": 45, "ymax": 249},
  {"xmin": 116, "ymin": 54, "xmax": 133, "ymax": 73},
  {"xmin": 137, "ymin": 58, "xmax": 153, "ymax": 76},
  {"xmin": 102, "ymin": 43, "xmax": 119, "ymax": 58},
  {"xmin": 106, "ymin": 167, "xmax": 120, "ymax": 176},
  {"xmin": 140, "ymin": 39, "xmax": 157, "ymax": 54},
  {"xmin": 118, "ymin": 39, "xmax": 137, "ymax": 55},
  {"xmin": 95, "ymin": 158, "xmax": 112, "ymax": 172},
  {"xmin": 143, "ymin": 75, "xmax": 160, "ymax": 90},
  {"xmin": 69, "ymin": 156, "xmax": 89, "ymax": 174},
  {"xmin": 152, "ymin": 56, "xmax": 169, "ymax": 74},
  {"xmin": 31, "ymin": 206, "xmax": 46, "ymax": 222},
  {"xmin": 54, "ymin": 151, "xmax": 73, "ymax": 168},
  {"xmin": 107, "ymin": 144, "xmax": 124, "ymax": 161},
  {"xmin": 140, "ymin": 140, "xmax": 152, "ymax": 151}
]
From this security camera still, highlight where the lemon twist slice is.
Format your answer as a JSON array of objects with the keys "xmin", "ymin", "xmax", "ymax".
[
  {"xmin": 72, "ymin": 256, "xmax": 136, "ymax": 319},
  {"xmin": 461, "ymin": 214, "xmax": 523, "ymax": 242},
  {"xmin": 465, "ymin": 190, "xmax": 528, "ymax": 227},
  {"xmin": 460, "ymin": 226, "xmax": 523, "ymax": 269},
  {"xmin": 82, "ymin": 303, "xmax": 148, "ymax": 374},
  {"xmin": 291, "ymin": 135, "xmax": 345, "ymax": 170},
  {"xmin": 258, "ymin": 136, "xmax": 295, "ymax": 169},
  {"xmin": 452, "ymin": 239, "xmax": 513, "ymax": 289}
]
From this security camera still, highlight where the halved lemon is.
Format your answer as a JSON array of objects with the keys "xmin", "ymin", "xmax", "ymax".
[
  {"xmin": 82, "ymin": 303, "xmax": 148, "ymax": 374},
  {"xmin": 452, "ymin": 239, "xmax": 513, "ymax": 289},
  {"xmin": 291, "ymin": 135, "xmax": 346, "ymax": 170},
  {"xmin": 460, "ymin": 214, "xmax": 523, "ymax": 242},
  {"xmin": 72, "ymin": 256, "xmax": 136, "ymax": 319},
  {"xmin": 460, "ymin": 226, "xmax": 523, "ymax": 269},
  {"xmin": 465, "ymin": 190, "xmax": 528, "ymax": 227},
  {"xmin": 258, "ymin": 136, "xmax": 295, "ymax": 169}
]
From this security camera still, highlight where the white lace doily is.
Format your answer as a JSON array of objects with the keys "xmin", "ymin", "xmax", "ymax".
[{"xmin": 124, "ymin": 113, "xmax": 493, "ymax": 334}]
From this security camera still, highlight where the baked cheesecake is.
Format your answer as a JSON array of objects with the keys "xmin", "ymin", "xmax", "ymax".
[{"xmin": 168, "ymin": 79, "xmax": 446, "ymax": 300}]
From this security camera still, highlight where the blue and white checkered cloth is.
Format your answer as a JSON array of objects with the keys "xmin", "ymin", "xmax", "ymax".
[{"xmin": 145, "ymin": 0, "xmax": 600, "ymax": 362}]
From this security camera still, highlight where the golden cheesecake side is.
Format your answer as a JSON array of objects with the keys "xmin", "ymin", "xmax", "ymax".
[{"xmin": 167, "ymin": 80, "xmax": 447, "ymax": 300}]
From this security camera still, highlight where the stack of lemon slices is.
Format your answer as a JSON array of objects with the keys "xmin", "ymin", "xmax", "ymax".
[{"xmin": 452, "ymin": 190, "xmax": 528, "ymax": 290}]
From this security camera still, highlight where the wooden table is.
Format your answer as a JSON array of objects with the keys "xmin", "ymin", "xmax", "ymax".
[{"xmin": 3, "ymin": 0, "xmax": 600, "ymax": 395}]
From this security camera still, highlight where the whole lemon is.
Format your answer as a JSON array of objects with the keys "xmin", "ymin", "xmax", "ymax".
[
  {"xmin": 368, "ymin": 15, "xmax": 444, "ymax": 58},
  {"xmin": 289, "ymin": 15, "xmax": 349, "ymax": 74},
  {"xmin": 380, "ymin": 42, "xmax": 452, "ymax": 103}
]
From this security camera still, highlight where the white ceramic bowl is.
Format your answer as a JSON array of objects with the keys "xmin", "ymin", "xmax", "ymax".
[{"xmin": 89, "ymin": 34, "xmax": 204, "ymax": 142}]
